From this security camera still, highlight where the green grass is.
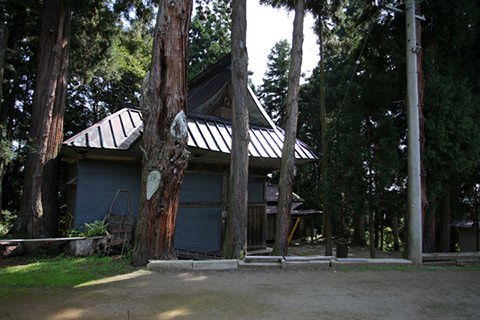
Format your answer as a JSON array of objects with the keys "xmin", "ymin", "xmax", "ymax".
[{"xmin": 0, "ymin": 255, "xmax": 136, "ymax": 289}]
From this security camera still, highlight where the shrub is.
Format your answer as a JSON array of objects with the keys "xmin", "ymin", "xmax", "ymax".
[
  {"xmin": 84, "ymin": 220, "xmax": 108, "ymax": 237},
  {"xmin": 0, "ymin": 210, "xmax": 17, "ymax": 237}
]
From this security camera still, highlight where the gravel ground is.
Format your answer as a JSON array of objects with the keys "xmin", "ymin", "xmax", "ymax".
[{"xmin": 1, "ymin": 268, "xmax": 479, "ymax": 320}]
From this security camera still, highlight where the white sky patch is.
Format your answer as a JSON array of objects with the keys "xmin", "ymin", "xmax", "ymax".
[{"xmin": 247, "ymin": 1, "xmax": 319, "ymax": 87}]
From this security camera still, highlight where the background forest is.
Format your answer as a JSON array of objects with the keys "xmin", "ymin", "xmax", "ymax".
[{"xmin": 0, "ymin": 0, "xmax": 479, "ymax": 254}]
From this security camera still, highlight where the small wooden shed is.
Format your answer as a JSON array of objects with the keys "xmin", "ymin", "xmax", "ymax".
[
  {"xmin": 451, "ymin": 219, "xmax": 480, "ymax": 252},
  {"xmin": 61, "ymin": 56, "xmax": 318, "ymax": 254},
  {"xmin": 265, "ymin": 185, "xmax": 322, "ymax": 242}
]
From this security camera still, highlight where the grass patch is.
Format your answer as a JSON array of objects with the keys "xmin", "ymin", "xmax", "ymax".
[{"xmin": 0, "ymin": 254, "xmax": 136, "ymax": 289}]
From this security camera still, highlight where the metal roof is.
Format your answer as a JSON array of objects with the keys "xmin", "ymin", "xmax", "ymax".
[{"xmin": 63, "ymin": 108, "xmax": 318, "ymax": 161}]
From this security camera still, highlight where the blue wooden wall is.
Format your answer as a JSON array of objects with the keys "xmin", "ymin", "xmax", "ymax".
[
  {"xmin": 73, "ymin": 160, "xmax": 265, "ymax": 252},
  {"xmin": 74, "ymin": 160, "xmax": 141, "ymax": 228}
]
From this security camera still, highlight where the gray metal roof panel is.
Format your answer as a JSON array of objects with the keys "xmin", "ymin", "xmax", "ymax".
[{"xmin": 63, "ymin": 108, "xmax": 318, "ymax": 161}]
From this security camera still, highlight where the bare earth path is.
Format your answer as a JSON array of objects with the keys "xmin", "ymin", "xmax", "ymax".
[{"xmin": 1, "ymin": 269, "xmax": 479, "ymax": 320}]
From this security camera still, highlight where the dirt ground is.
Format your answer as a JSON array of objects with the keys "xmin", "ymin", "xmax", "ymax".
[{"xmin": 1, "ymin": 268, "xmax": 479, "ymax": 320}]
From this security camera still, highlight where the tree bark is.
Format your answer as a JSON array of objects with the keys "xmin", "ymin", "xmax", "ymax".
[
  {"xmin": 423, "ymin": 204, "xmax": 436, "ymax": 252},
  {"xmin": 369, "ymin": 209, "xmax": 375, "ymax": 258},
  {"xmin": 133, "ymin": 0, "xmax": 192, "ymax": 266},
  {"xmin": 374, "ymin": 210, "xmax": 379, "ymax": 249},
  {"xmin": 19, "ymin": 0, "xmax": 71, "ymax": 237},
  {"xmin": 318, "ymin": 19, "xmax": 332, "ymax": 256},
  {"xmin": 352, "ymin": 212, "xmax": 365, "ymax": 246},
  {"xmin": 273, "ymin": 0, "xmax": 304, "ymax": 256},
  {"xmin": 223, "ymin": 0, "xmax": 249, "ymax": 258},
  {"xmin": 367, "ymin": 160, "xmax": 375, "ymax": 258},
  {"xmin": 474, "ymin": 185, "xmax": 479, "ymax": 252},
  {"xmin": 437, "ymin": 182, "xmax": 451, "ymax": 252},
  {"xmin": 0, "ymin": 25, "xmax": 8, "ymax": 212}
]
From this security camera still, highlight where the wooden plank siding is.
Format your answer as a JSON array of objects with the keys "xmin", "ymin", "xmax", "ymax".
[{"xmin": 247, "ymin": 204, "xmax": 267, "ymax": 250}]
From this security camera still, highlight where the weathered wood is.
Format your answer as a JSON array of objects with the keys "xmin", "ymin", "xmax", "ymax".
[
  {"xmin": 247, "ymin": 205, "xmax": 266, "ymax": 249},
  {"xmin": 274, "ymin": 0, "xmax": 304, "ymax": 256},
  {"xmin": 223, "ymin": 0, "xmax": 249, "ymax": 258},
  {"xmin": 133, "ymin": 0, "xmax": 193, "ymax": 265},
  {"xmin": 179, "ymin": 202, "xmax": 221, "ymax": 208},
  {"xmin": 19, "ymin": 0, "xmax": 71, "ymax": 237}
]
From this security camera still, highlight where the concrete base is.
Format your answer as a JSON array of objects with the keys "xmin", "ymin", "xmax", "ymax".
[
  {"xmin": 147, "ymin": 257, "xmax": 418, "ymax": 272},
  {"xmin": 193, "ymin": 259, "xmax": 238, "ymax": 270},
  {"xmin": 331, "ymin": 258, "xmax": 412, "ymax": 269},
  {"xmin": 238, "ymin": 261, "xmax": 282, "ymax": 269},
  {"xmin": 284, "ymin": 256, "xmax": 334, "ymax": 262},
  {"xmin": 147, "ymin": 260, "xmax": 194, "ymax": 271},
  {"xmin": 67, "ymin": 237, "xmax": 108, "ymax": 257}
]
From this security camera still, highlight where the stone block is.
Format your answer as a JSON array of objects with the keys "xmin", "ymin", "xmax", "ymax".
[
  {"xmin": 147, "ymin": 260, "xmax": 193, "ymax": 271},
  {"xmin": 193, "ymin": 259, "xmax": 238, "ymax": 270}
]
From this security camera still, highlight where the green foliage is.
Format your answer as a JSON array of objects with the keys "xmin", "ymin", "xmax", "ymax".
[
  {"xmin": 189, "ymin": 0, "xmax": 231, "ymax": 79},
  {"xmin": 0, "ymin": 210, "xmax": 16, "ymax": 237},
  {"xmin": 66, "ymin": 220, "xmax": 109, "ymax": 238},
  {"xmin": 0, "ymin": 124, "xmax": 14, "ymax": 166},
  {"xmin": 0, "ymin": 255, "xmax": 136, "ymax": 289},
  {"xmin": 67, "ymin": 228, "xmax": 84, "ymax": 238},
  {"xmin": 83, "ymin": 220, "xmax": 108, "ymax": 237},
  {"xmin": 258, "ymin": 39, "xmax": 290, "ymax": 127}
]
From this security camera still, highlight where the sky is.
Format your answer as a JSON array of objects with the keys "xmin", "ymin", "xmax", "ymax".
[{"xmin": 246, "ymin": 1, "xmax": 320, "ymax": 87}]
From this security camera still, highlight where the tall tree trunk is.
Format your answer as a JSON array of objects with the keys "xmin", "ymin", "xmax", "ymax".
[
  {"xmin": 374, "ymin": 210, "xmax": 380, "ymax": 249},
  {"xmin": 368, "ymin": 210, "xmax": 375, "ymax": 257},
  {"xmin": 437, "ymin": 182, "xmax": 451, "ymax": 252},
  {"xmin": 223, "ymin": 0, "xmax": 249, "ymax": 258},
  {"xmin": 273, "ymin": 0, "xmax": 304, "ymax": 256},
  {"xmin": 423, "ymin": 203, "xmax": 436, "ymax": 252},
  {"xmin": 367, "ymin": 160, "xmax": 375, "ymax": 258},
  {"xmin": 19, "ymin": 0, "xmax": 71, "ymax": 237},
  {"xmin": 417, "ymin": 2, "xmax": 428, "ymax": 253},
  {"xmin": 133, "ymin": 0, "xmax": 192, "ymax": 265},
  {"xmin": 0, "ymin": 25, "xmax": 8, "ymax": 212},
  {"xmin": 318, "ymin": 19, "xmax": 332, "ymax": 256},
  {"xmin": 474, "ymin": 185, "xmax": 479, "ymax": 252},
  {"xmin": 352, "ymin": 212, "xmax": 365, "ymax": 246},
  {"xmin": 380, "ymin": 211, "xmax": 384, "ymax": 251}
]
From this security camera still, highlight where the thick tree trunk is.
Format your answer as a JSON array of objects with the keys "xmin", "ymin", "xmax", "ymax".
[
  {"xmin": 0, "ymin": 25, "xmax": 8, "ymax": 212},
  {"xmin": 437, "ymin": 182, "xmax": 451, "ymax": 252},
  {"xmin": 223, "ymin": 0, "xmax": 249, "ymax": 258},
  {"xmin": 133, "ymin": 0, "xmax": 192, "ymax": 266},
  {"xmin": 318, "ymin": 20, "xmax": 332, "ymax": 256},
  {"xmin": 19, "ymin": 0, "xmax": 71, "ymax": 237},
  {"xmin": 273, "ymin": 0, "xmax": 304, "ymax": 256}
]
